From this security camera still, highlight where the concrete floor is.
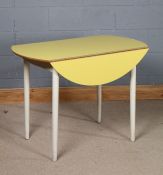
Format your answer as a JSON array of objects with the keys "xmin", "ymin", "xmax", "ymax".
[{"xmin": 0, "ymin": 100, "xmax": 163, "ymax": 175}]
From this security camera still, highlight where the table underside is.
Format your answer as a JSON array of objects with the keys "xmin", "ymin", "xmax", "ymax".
[{"xmin": 22, "ymin": 57, "xmax": 52, "ymax": 69}]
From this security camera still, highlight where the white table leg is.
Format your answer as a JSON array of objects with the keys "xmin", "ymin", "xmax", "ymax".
[
  {"xmin": 24, "ymin": 60, "xmax": 30, "ymax": 140},
  {"xmin": 52, "ymin": 69, "xmax": 59, "ymax": 161},
  {"xmin": 97, "ymin": 85, "xmax": 102, "ymax": 123},
  {"xmin": 130, "ymin": 67, "xmax": 136, "ymax": 142}
]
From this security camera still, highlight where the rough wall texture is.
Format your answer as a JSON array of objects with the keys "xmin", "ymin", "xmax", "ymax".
[{"xmin": 0, "ymin": 0, "xmax": 162, "ymax": 88}]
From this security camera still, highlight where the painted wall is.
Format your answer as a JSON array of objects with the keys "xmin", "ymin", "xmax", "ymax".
[{"xmin": 0, "ymin": 0, "xmax": 163, "ymax": 88}]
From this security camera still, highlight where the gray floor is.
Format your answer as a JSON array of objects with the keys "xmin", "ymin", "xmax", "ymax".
[{"xmin": 0, "ymin": 100, "xmax": 163, "ymax": 175}]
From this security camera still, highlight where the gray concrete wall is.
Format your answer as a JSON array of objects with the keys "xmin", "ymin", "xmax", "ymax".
[{"xmin": 0, "ymin": 0, "xmax": 162, "ymax": 88}]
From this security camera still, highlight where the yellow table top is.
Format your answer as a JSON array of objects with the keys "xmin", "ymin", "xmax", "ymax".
[{"xmin": 11, "ymin": 35, "xmax": 148, "ymax": 62}]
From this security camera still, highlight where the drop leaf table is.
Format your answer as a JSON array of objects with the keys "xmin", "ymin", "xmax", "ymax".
[{"xmin": 11, "ymin": 35, "xmax": 149, "ymax": 161}]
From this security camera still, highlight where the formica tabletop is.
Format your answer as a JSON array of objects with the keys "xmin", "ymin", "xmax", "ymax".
[{"xmin": 11, "ymin": 35, "xmax": 148, "ymax": 63}]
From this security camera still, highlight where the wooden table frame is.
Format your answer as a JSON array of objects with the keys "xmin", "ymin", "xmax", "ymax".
[{"xmin": 23, "ymin": 60, "xmax": 136, "ymax": 161}]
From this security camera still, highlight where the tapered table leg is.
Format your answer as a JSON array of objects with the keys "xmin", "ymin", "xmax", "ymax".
[
  {"xmin": 130, "ymin": 67, "xmax": 136, "ymax": 142},
  {"xmin": 24, "ymin": 60, "xmax": 30, "ymax": 140},
  {"xmin": 97, "ymin": 85, "xmax": 102, "ymax": 123},
  {"xmin": 52, "ymin": 69, "xmax": 59, "ymax": 161}
]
